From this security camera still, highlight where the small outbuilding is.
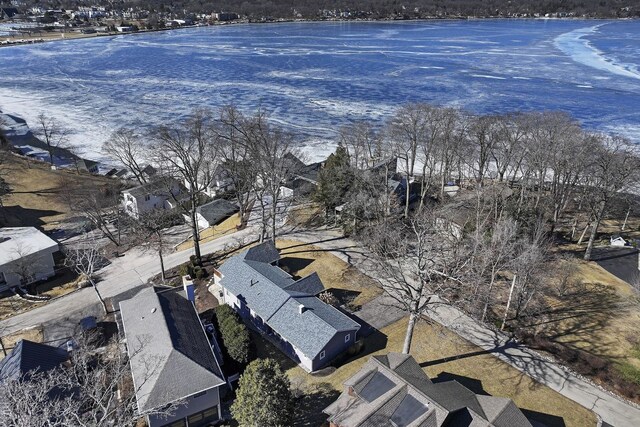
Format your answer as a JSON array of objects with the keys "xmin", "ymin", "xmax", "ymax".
[{"xmin": 0, "ymin": 227, "xmax": 59, "ymax": 292}]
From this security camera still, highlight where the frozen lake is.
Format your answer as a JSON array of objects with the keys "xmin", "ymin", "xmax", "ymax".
[{"xmin": 0, "ymin": 19, "xmax": 639, "ymax": 161}]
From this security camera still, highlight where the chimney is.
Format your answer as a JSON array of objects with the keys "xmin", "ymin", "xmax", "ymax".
[
  {"xmin": 298, "ymin": 304, "xmax": 305, "ymax": 314},
  {"xmin": 182, "ymin": 275, "xmax": 196, "ymax": 304}
]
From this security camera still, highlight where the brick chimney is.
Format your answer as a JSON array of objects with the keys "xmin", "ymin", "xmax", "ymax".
[{"xmin": 182, "ymin": 275, "xmax": 196, "ymax": 304}]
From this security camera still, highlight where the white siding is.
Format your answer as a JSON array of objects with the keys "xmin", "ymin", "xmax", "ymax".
[{"xmin": 0, "ymin": 248, "xmax": 57, "ymax": 291}]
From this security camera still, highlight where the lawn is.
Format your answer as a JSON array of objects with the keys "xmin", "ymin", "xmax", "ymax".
[
  {"xmin": 522, "ymin": 253, "xmax": 640, "ymax": 401},
  {"xmin": 276, "ymin": 239, "xmax": 383, "ymax": 309},
  {"xmin": 1, "ymin": 153, "xmax": 112, "ymax": 230},
  {"xmin": 175, "ymin": 213, "xmax": 241, "ymax": 252},
  {"xmin": 254, "ymin": 317, "xmax": 597, "ymax": 427}
]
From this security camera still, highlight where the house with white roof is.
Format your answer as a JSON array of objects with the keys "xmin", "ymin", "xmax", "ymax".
[
  {"xmin": 121, "ymin": 178, "xmax": 186, "ymax": 218},
  {"xmin": 0, "ymin": 227, "xmax": 59, "ymax": 292},
  {"xmin": 213, "ymin": 241, "xmax": 361, "ymax": 372},
  {"xmin": 119, "ymin": 284, "xmax": 225, "ymax": 427}
]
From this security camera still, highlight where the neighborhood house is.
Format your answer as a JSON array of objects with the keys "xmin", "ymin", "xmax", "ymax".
[
  {"xmin": 185, "ymin": 198, "xmax": 238, "ymax": 231},
  {"xmin": 119, "ymin": 284, "xmax": 225, "ymax": 427},
  {"xmin": 0, "ymin": 339, "xmax": 69, "ymax": 383},
  {"xmin": 324, "ymin": 353, "xmax": 533, "ymax": 427},
  {"xmin": 122, "ymin": 179, "xmax": 185, "ymax": 218},
  {"xmin": 213, "ymin": 241, "xmax": 361, "ymax": 372},
  {"xmin": 0, "ymin": 227, "xmax": 59, "ymax": 292}
]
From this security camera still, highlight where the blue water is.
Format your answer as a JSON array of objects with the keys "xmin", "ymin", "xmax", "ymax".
[{"xmin": 0, "ymin": 20, "xmax": 638, "ymax": 160}]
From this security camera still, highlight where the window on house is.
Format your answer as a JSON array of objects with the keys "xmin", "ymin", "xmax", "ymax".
[
  {"xmin": 144, "ymin": 195, "xmax": 151, "ymax": 201},
  {"xmin": 345, "ymin": 334, "xmax": 350, "ymax": 343},
  {"xmin": 187, "ymin": 406, "xmax": 218, "ymax": 427},
  {"xmin": 319, "ymin": 350, "xmax": 326, "ymax": 360}
]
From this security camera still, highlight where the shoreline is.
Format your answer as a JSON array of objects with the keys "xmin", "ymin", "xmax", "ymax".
[{"xmin": 1, "ymin": 16, "xmax": 636, "ymax": 48}]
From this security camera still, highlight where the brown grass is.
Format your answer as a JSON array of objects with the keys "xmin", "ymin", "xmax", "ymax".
[
  {"xmin": 0, "ymin": 326, "xmax": 44, "ymax": 359},
  {"xmin": 176, "ymin": 213, "xmax": 241, "ymax": 251},
  {"xmin": 1, "ymin": 154, "xmax": 112, "ymax": 230},
  {"xmin": 255, "ymin": 318, "xmax": 596, "ymax": 427},
  {"xmin": 276, "ymin": 239, "xmax": 382, "ymax": 308}
]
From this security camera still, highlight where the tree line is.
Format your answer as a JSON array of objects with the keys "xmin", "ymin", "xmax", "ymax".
[{"xmin": 8, "ymin": 0, "xmax": 640, "ymax": 19}]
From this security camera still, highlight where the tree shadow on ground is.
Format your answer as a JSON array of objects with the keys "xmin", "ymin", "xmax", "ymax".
[
  {"xmin": 431, "ymin": 372, "xmax": 566, "ymax": 427},
  {"xmin": 293, "ymin": 382, "xmax": 340, "ymax": 427},
  {"xmin": 419, "ymin": 341, "xmax": 518, "ymax": 368},
  {"xmin": 516, "ymin": 281, "xmax": 628, "ymax": 362}
]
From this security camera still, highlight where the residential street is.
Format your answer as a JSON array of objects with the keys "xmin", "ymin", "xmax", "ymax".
[{"xmin": 2, "ymin": 224, "xmax": 640, "ymax": 426}]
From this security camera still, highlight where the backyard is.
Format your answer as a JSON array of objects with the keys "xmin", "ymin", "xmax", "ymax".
[{"xmin": 253, "ymin": 317, "xmax": 597, "ymax": 427}]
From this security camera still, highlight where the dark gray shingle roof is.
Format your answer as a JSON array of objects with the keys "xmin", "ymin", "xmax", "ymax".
[
  {"xmin": 197, "ymin": 199, "xmax": 238, "ymax": 226},
  {"xmin": 119, "ymin": 287, "xmax": 224, "ymax": 412},
  {"xmin": 0, "ymin": 340, "xmax": 68, "ymax": 382}
]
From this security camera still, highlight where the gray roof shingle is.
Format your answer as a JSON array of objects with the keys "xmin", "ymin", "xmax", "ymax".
[
  {"xmin": 218, "ymin": 242, "xmax": 360, "ymax": 359},
  {"xmin": 119, "ymin": 287, "xmax": 224, "ymax": 413},
  {"xmin": 197, "ymin": 199, "xmax": 238, "ymax": 226},
  {"xmin": 325, "ymin": 353, "xmax": 532, "ymax": 427},
  {"xmin": 0, "ymin": 340, "xmax": 69, "ymax": 382}
]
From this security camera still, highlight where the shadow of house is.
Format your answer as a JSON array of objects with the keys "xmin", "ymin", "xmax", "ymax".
[
  {"xmin": 0, "ymin": 205, "xmax": 62, "ymax": 228},
  {"xmin": 278, "ymin": 256, "xmax": 315, "ymax": 279},
  {"xmin": 590, "ymin": 247, "xmax": 640, "ymax": 285}
]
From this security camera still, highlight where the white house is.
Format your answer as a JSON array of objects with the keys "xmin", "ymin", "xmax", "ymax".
[
  {"xmin": 120, "ymin": 283, "xmax": 225, "ymax": 427},
  {"xmin": 0, "ymin": 227, "xmax": 59, "ymax": 292},
  {"xmin": 122, "ymin": 179, "xmax": 185, "ymax": 218}
]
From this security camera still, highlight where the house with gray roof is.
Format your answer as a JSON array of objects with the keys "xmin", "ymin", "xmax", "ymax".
[
  {"xmin": 119, "ymin": 286, "xmax": 225, "ymax": 427},
  {"xmin": 186, "ymin": 198, "xmax": 238, "ymax": 231},
  {"xmin": 0, "ymin": 339, "xmax": 69, "ymax": 383},
  {"xmin": 213, "ymin": 241, "xmax": 361, "ymax": 372},
  {"xmin": 324, "ymin": 353, "xmax": 532, "ymax": 427}
]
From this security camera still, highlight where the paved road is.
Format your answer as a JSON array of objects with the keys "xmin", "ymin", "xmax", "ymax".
[
  {"xmin": 3, "ymin": 224, "xmax": 640, "ymax": 426},
  {"xmin": 0, "ymin": 227, "xmax": 256, "ymax": 338},
  {"xmin": 286, "ymin": 228, "xmax": 640, "ymax": 427}
]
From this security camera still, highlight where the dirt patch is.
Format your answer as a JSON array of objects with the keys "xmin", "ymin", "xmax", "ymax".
[
  {"xmin": 175, "ymin": 213, "xmax": 242, "ymax": 252},
  {"xmin": 0, "ymin": 325, "xmax": 44, "ymax": 358}
]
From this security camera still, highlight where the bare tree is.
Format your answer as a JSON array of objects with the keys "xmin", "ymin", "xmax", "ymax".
[
  {"xmin": 583, "ymin": 135, "xmax": 640, "ymax": 261},
  {"xmin": 364, "ymin": 210, "xmax": 469, "ymax": 354},
  {"xmin": 63, "ymin": 239, "xmax": 108, "ymax": 314},
  {"xmin": 35, "ymin": 113, "xmax": 69, "ymax": 167},
  {"xmin": 339, "ymin": 121, "xmax": 383, "ymax": 170},
  {"xmin": 242, "ymin": 110, "xmax": 298, "ymax": 242},
  {"xmin": 152, "ymin": 109, "xmax": 218, "ymax": 263},
  {"xmin": 0, "ymin": 338, "xmax": 183, "ymax": 427},
  {"xmin": 64, "ymin": 179, "xmax": 126, "ymax": 247},
  {"xmin": 214, "ymin": 106, "xmax": 258, "ymax": 227},
  {"xmin": 132, "ymin": 209, "xmax": 177, "ymax": 282},
  {"xmin": 102, "ymin": 128, "xmax": 150, "ymax": 185}
]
